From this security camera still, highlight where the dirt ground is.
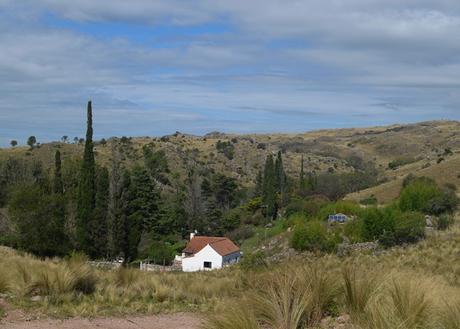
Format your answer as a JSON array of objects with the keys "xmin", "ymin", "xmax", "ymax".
[{"xmin": 0, "ymin": 306, "xmax": 202, "ymax": 329}]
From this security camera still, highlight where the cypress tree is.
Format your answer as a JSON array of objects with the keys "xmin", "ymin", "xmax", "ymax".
[
  {"xmin": 53, "ymin": 150, "xmax": 63, "ymax": 194},
  {"xmin": 76, "ymin": 101, "xmax": 96, "ymax": 254},
  {"xmin": 300, "ymin": 154, "xmax": 307, "ymax": 193},
  {"xmin": 274, "ymin": 151, "xmax": 287, "ymax": 204},
  {"xmin": 254, "ymin": 169, "xmax": 263, "ymax": 197},
  {"xmin": 263, "ymin": 154, "xmax": 277, "ymax": 219},
  {"xmin": 88, "ymin": 166, "xmax": 109, "ymax": 258}
]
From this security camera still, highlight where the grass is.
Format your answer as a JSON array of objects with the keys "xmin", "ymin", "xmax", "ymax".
[
  {"xmin": 3, "ymin": 217, "xmax": 460, "ymax": 327},
  {"xmin": 240, "ymin": 219, "xmax": 286, "ymax": 254},
  {"xmin": 0, "ymin": 247, "xmax": 242, "ymax": 317}
]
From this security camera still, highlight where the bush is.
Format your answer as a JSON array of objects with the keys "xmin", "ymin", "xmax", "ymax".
[
  {"xmin": 399, "ymin": 177, "xmax": 441, "ymax": 213},
  {"xmin": 344, "ymin": 219, "xmax": 365, "ymax": 243},
  {"xmin": 435, "ymin": 214, "xmax": 454, "ymax": 230},
  {"xmin": 226, "ymin": 226, "xmax": 255, "ymax": 244},
  {"xmin": 148, "ymin": 241, "xmax": 176, "ymax": 265},
  {"xmin": 399, "ymin": 177, "xmax": 458, "ymax": 215},
  {"xmin": 216, "ymin": 140, "xmax": 235, "ymax": 160},
  {"xmin": 362, "ymin": 207, "xmax": 392, "ymax": 241},
  {"xmin": 291, "ymin": 221, "xmax": 340, "ymax": 252},
  {"xmin": 360, "ymin": 195, "xmax": 377, "ymax": 205},
  {"xmin": 239, "ymin": 251, "xmax": 267, "ymax": 271},
  {"xmin": 388, "ymin": 157, "xmax": 416, "ymax": 170}
]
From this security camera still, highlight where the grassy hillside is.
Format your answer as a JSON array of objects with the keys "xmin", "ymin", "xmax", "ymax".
[{"xmin": 2, "ymin": 120, "xmax": 460, "ymax": 193}]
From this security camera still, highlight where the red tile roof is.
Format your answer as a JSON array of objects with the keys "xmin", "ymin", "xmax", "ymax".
[{"xmin": 183, "ymin": 236, "xmax": 240, "ymax": 256}]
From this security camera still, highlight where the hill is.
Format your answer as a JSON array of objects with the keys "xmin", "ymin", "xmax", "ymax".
[{"xmin": 2, "ymin": 120, "xmax": 460, "ymax": 201}]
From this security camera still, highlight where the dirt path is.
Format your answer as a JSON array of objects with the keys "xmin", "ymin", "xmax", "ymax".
[{"xmin": 0, "ymin": 313, "xmax": 202, "ymax": 329}]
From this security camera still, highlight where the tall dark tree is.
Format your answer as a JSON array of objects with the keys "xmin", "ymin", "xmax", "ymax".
[
  {"xmin": 108, "ymin": 145, "xmax": 126, "ymax": 259},
  {"xmin": 274, "ymin": 151, "xmax": 287, "ymax": 204},
  {"xmin": 300, "ymin": 154, "xmax": 305, "ymax": 190},
  {"xmin": 87, "ymin": 166, "xmax": 109, "ymax": 258},
  {"xmin": 124, "ymin": 166, "xmax": 159, "ymax": 261},
  {"xmin": 53, "ymin": 150, "xmax": 64, "ymax": 194},
  {"xmin": 76, "ymin": 101, "xmax": 96, "ymax": 253},
  {"xmin": 263, "ymin": 154, "xmax": 277, "ymax": 219},
  {"xmin": 254, "ymin": 169, "xmax": 263, "ymax": 197}
]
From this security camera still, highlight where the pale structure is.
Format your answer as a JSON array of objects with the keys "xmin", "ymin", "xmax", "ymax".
[{"xmin": 177, "ymin": 233, "xmax": 241, "ymax": 272}]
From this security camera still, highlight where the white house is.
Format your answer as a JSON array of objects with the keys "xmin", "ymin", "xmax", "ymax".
[{"xmin": 179, "ymin": 233, "xmax": 241, "ymax": 272}]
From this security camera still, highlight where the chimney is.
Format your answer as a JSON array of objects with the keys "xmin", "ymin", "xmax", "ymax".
[{"xmin": 190, "ymin": 232, "xmax": 195, "ymax": 240}]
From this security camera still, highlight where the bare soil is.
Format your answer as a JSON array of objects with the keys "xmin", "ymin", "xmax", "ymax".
[{"xmin": 0, "ymin": 309, "xmax": 202, "ymax": 329}]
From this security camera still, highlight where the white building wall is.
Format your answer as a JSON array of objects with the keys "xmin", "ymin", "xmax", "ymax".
[{"xmin": 182, "ymin": 244, "xmax": 223, "ymax": 272}]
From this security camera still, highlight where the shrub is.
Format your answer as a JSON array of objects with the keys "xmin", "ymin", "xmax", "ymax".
[
  {"xmin": 344, "ymin": 219, "xmax": 365, "ymax": 243},
  {"xmin": 360, "ymin": 195, "xmax": 378, "ymax": 205},
  {"xmin": 362, "ymin": 207, "xmax": 394, "ymax": 241},
  {"xmin": 392, "ymin": 211, "xmax": 425, "ymax": 245},
  {"xmin": 399, "ymin": 177, "xmax": 441, "ymax": 213},
  {"xmin": 239, "ymin": 251, "xmax": 267, "ymax": 271},
  {"xmin": 226, "ymin": 226, "xmax": 255, "ymax": 244},
  {"xmin": 291, "ymin": 221, "xmax": 340, "ymax": 252},
  {"xmin": 148, "ymin": 241, "xmax": 176, "ymax": 265},
  {"xmin": 388, "ymin": 157, "xmax": 416, "ymax": 170},
  {"xmin": 400, "ymin": 177, "xmax": 458, "ymax": 215},
  {"xmin": 435, "ymin": 214, "xmax": 454, "ymax": 230},
  {"xmin": 216, "ymin": 140, "xmax": 235, "ymax": 160}
]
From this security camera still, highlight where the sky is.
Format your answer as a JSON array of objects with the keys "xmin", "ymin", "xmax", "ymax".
[{"xmin": 1, "ymin": 0, "xmax": 460, "ymax": 146}]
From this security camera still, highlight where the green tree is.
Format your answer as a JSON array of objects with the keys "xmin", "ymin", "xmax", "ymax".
[
  {"xmin": 262, "ymin": 154, "xmax": 277, "ymax": 219},
  {"xmin": 27, "ymin": 136, "xmax": 36, "ymax": 149},
  {"xmin": 274, "ymin": 151, "xmax": 287, "ymax": 204},
  {"xmin": 76, "ymin": 101, "xmax": 96, "ymax": 254},
  {"xmin": 254, "ymin": 169, "xmax": 263, "ymax": 197},
  {"xmin": 125, "ymin": 166, "xmax": 159, "ymax": 261},
  {"xmin": 53, "ymin": 150, "xmax": 64, "ymax": 194},
  {"xmin": 87, "ymin": 166, "xmax": 110, "ymax": 258},
  {"xmin": 10, "ymin": 140, "xmax": 17, "ymax": 147},
  {"xmin": 9, "ymin": 184, "xmax": 68, "ymax": 257}
]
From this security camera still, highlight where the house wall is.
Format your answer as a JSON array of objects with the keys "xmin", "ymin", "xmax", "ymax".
[
  {"xmin": 222, "ymin": 251, "xmax": 241, "ymax": 266},
  {"xmin": 182, "ymin": 244, "xmax": 223, "ymax": 272}
]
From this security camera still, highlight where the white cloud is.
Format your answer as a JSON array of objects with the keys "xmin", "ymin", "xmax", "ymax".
[{"xmin": 1, "ymin": 0, "xmax": 460, "ymax": 145}]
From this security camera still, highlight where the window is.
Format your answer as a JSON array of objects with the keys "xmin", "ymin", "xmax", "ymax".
[{"xmin": 204, "ymin": 261, "xmax": 212, "ymax": 269}]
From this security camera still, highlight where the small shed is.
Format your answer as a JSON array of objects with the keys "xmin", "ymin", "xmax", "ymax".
[{"xmin": 328, "ymin": 213, "xmax": 349, "ymax": 224}]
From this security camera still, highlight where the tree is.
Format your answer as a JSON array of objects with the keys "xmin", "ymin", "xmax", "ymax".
[
  {"xmin": 9, "ymin": 184, "xmax": 68, "ymax": 257},
  {"xmin": 184, "ymin": 168, "xmax": 204, "ymax": 232},
  {"xmin": 87, "ymin": 166, "xmax": 110, "ymax": 258},
  {"xmin": 108, "ymin": 145, "xmax": 127, "ymax": 259},
  {"xmin": 125, "ymin": 166, "xmax": 159, "ymax": 262},
  {"xmin": 262, "ymin": 154, "xmax": 277, "ymax": 219},
  {"xmin": 61, "ymin": 136, "xmax": 68, "ymax": 143},
  {"xmin": 254, "ymin": 169, "xmax": 263, "ymax": 197},
  {"xmin": 10, "ymin": 140, "xmax": 17, "ymax": 147},
  {"xmin": 100, "ymin": 138, "xmax": 107, "ymax": 146},
  {"xmin": 299, "ymin": 154, "xmax": 306, "ymax": 191},
  {"xmin": 73, "ymin": 137, "xmax": 79, "ymax": 144},
  {"xmin": 76, "ymin": 101, "xmax": 96, "ymax": 254},
  {"xmin": 53, "ymin": 150, "xmax": 63, "ymax": 194},
  {"xmin": 27, "ymin": 136, "xmax": 36, "ymax": 149},
  {"xmin": 274, "ymin": 151, "xmax": 287, "ymax": 204}
]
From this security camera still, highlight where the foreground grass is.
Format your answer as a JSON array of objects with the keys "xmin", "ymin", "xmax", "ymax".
[
  {"xmin": 0, "ymin": 248, "xmax": 242, "ymax": 318},
  {"xmin": 2, "ymin": 223, "xmax": 460, "ymax": 328},
  {"xmin": 207, "ymin": 224, "xmax": 460, "ymax": 329}
]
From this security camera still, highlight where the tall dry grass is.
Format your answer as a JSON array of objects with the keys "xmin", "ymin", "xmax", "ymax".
[{"xmin": 0, "ymin": 247, "xmax": 242, "ymax": 317}]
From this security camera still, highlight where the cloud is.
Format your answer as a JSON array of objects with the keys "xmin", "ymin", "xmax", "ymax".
[{"xmin": 1, "ymin": 0, "xmax": 460, "ymax": 146}]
